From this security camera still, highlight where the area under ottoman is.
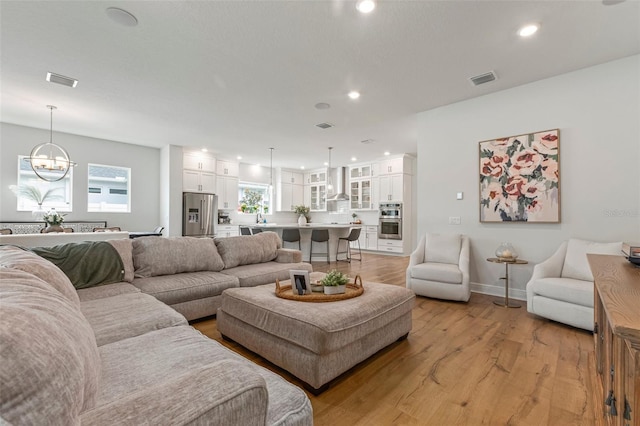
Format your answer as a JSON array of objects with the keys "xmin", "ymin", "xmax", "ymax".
[{"xmin": 217, "ymin": 276, "xmax": 415, "ymax": 393}]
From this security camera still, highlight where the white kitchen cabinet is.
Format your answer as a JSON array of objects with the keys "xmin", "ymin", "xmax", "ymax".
[
  {"xmin": 216, "ymin": 225, "xmax": 239, "ymax": 238},
  {"xmin": 378, "ymin": 239, "xmax": 403, "ymax": 253},
  {"xmin": 308, "ymin": 169, "xmax": 327, "ymax": 184},
  {"xmin": 216, "ymin": 176, "xmax": 238, "ymax": 210},
  {"xmin": 216, "ymin": 160, "xmax": 239, "ymax": 177},
  {"xmin": 379, "ymin": 156, "xmax": 412, "ymax": 175},
  {"xmin": 183, "ymin": 170, "xmax": 216, "ymax": 193},
  {"xmin": 379, "ymin": 174, "xmax": 404, "ymax": 202},
  {"xmin": 309, "ymin": 184, "xmax": 326, "ymax": 211},
  {"xmin": 277, "ymin": 169, "xmax": 304, "ymax": 211},
  {"xmin": 349, "ymin": 164, "xmax": 372, "ymax": 179},
  {"xmin": 184, "ymin": 153, "xmax": 216, "ymax": 172},
  {"xmin": 349, "ymin": 179, "xmax": 372, "ymax": 210},
  {"xmin": 353, "ymin": 226, "xmax": 378, "ymax": 251}
]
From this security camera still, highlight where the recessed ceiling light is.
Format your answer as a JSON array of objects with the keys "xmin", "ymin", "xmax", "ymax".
[
  {"xmin": 356, "ymin": 0, "xmax": 376, "ymax": 14},
  {"xmin": 348, "ymin": 91, "xmax": 360, "ymax": 100},
  {"xmin": 384, "ymin": 151, "xmax": 390, "ymax": 156},
  {"xmin": 323, "ymin": 161, "xmax": 329, "ymax": 166},
  {"xmin": 518, "ymin": 24, "xmax": 539, "ymax": 37},
  {"xmin": 300, "ymin": 166, "xmax": 305, "ymax": 170},
  {"xmin": 315, "ymin": 102, "xmax": 331, "ymax": 110},
  {"xmin": 201, "ymin": 148, "xmax": 208, "ymax": 152},
  {"xmin": 351, "ymin": 157, "xmax": 357, "ymax": 162},
  {"xmin": 237, "ymin": 156, "xmax": 242, "ymax": 160},
  {"xmin": 106, "ymin": 7, "xmax": 138, "ymax": 27}
]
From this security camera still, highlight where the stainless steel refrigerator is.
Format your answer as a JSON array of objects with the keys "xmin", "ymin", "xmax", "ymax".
[{"xmin": 183, "ymin": 192, "xmax": 217, "ymax": 237}]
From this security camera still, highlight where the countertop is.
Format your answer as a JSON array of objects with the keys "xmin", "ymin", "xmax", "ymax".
[{"xmin": 248, "ymin": 223, "xmax": 362, "ymax": 229}]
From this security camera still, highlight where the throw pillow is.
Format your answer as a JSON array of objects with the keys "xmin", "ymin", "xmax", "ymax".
[
  {"xmin": 132, "ymin": 236, "xmax": 225, "ymax": 278},
  {"xmin": 215, "ymin": 231, "xmax": 281, "ymax": 269},
  {"xmin": 107, "ymin": 238, "xmax": 135, "ymax": 282},
  {"xmin": 425, "ymin": 233, "xmax": 462, "ymax": 265},
  {"xmin": 561, "ymin": 238, "xmax": 622, "ymax": 281}
]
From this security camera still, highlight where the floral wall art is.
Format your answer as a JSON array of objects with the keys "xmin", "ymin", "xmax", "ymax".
[{"xmin": 479, "ymin": 129, "xmax": 560, "ymax": 223}]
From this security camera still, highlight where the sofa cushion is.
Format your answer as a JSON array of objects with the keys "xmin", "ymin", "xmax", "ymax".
[
  {"xmin": 215, "ymin": 232, "xmax": 281, "ymax": 269},
  {"xmin": 81, "ymin": 292, "xmax": 188, "ymax": 346},
  {"xmin": 561, "ymin": 239, "xmax": 622, "ymax": 281},
  {"xmin": 425, "ymin": 233, "xmax": 461, "ymax": 265},
  {"xmin": 410, "ymin": 262, "xmax": 463, "ymax": 284},
  {"xmin": 0, "ymin": 268, "xmax": 100, "ymax": 424},
  {"xmin": 96, "ymin": 325, "xmax": 312, "ymax": 426},
  {"xmin": 222, "ymin": 261, "xmax": 313, "ymax": 287},
  {"xmin": 107, "ymin": 238, "xmax": 135, "ymax": 282},
  {"xmin": 133, "ymin": 236, "xmax": 225, "ymax": 278},
  {"xmin": 77, "ymin": 282, "xmax": 140, "ymax": 302},
  {"xmin": 528, "ymin": 277, "xmax": 594, "ymax": 308},
  {"xmin": 132, "ymin": 271, "xmax": 239, "ymax": 306},
  {"xmin": 0, "ymin": 245, "xmax": 80, "ymax": 309}
]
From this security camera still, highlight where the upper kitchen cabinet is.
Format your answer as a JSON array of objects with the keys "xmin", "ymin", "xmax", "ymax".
[
  {"xmin": 183, "ymin": 152, "xmax": 216, "ymax": 192},
  {"xmin": 349, "ymin": 164, "xmax": 372, "ymax": 179},
  {"xmin": 277, "ymin": 169, "xmax": 304, "ymax": 211},
  {"xmin": 378, "ymin": 155, "xmax": 413, "ymax": 175},
  {"xmin": 307, "ymin": 168, "xmax": 327, "ymax": 184},
  {"xmin": 216, "ymin": 159, "xmax": 239, "ymax": 177},
  {"xmin": 379, "ymin": 174, "xmax": 411, "ymax": 202},
  {"xmin": 184, "ymin": 153, "xmax": 216, "ymax": 173},
  {"xmin": 216, "ymin": 175, "xmax": 239, "ymax": 210}
]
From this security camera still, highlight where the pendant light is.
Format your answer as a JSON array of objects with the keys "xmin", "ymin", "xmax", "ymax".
[
  {"xmin": 27, "ymin": 105, "xmax": 76, "ymax": 182},
  {"xmin": 268, "ymin": 148, "xmax": 274, "ymax": 209},
  {"xmin": 327, "ymin": 147, "xmax": 333, "ymax": 192}
]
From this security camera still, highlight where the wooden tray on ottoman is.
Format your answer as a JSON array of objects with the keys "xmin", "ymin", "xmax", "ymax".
[{"xmin": 275, "ymin": 275, "xmax": 363, "ymax": 302}]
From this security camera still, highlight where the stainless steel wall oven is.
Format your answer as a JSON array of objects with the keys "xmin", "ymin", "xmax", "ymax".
[{"xmin": 378, "ymin": 203, "xmax": 402, "ymax": 240}]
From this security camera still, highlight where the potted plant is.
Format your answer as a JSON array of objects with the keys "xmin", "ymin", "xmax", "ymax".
[
  {"xmin": 320, "ymin": 269, "xmax": 349, "ymax": 295},
  {"xmin": 9, "ymin": 184, "xmax": 62, "ymax": 218},
  {"xmin": 293, "ymin": 205, "xmax": 310, "ymax": 225},
  {"xmin": 43, "ymin": 208, "xmax": 66, "ymax": 233}
]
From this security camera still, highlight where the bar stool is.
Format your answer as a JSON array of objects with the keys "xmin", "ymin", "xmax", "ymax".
[
  {"xmin": 336, "ymin": 228, "xmax": 362, "ymax": 262},
  {"xmin": 310, "ymin": 229, "xmax": 330, "ymax": 263},
  {"xmin": 239, "ymin": 226, "xmax": 252, "ymax": 235},
  {"xmin": 251, "ymin": 228, "xmax": 263, "ymax": 234},
  {"xmin": 282, "ymin": 228, "xmax": 301, "ymax": 250}
]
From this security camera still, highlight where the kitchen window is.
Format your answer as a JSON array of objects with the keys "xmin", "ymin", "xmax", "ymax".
[{"xmin": 238, "ymin": 182, "xmax": 272, "ymax": 214}]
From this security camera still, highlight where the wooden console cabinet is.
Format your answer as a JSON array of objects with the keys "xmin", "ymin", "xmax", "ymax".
[{"xmin": 589, "ymin": 254, "xmax": 640, "ymax": 426}]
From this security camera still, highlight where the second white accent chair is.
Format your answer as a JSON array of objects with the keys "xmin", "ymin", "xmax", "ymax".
[
  {"xmin": 526, "ymin": 238, "xmax": 622, "ymax": 331},
  {"xmin": 406, "ymin": 233, "xmax": 470, "ymax": 302}
]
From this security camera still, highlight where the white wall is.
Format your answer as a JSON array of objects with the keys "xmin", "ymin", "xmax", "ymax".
[
  {"xmin": 416, "ymin": 55, "xmax": 640, "ymax": 298},
  {"xmin": 0, "ymin": 123, "xmax": 161, "ymax": 231}
]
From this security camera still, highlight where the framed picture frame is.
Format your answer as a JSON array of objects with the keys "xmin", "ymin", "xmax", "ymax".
[
  {"xmin": 289, "ymin": 270, "xmax": 311, "ymax": 295},
  {"xmin": 479, "ymin": 129, "xmax": 560, "ymax": 223}
]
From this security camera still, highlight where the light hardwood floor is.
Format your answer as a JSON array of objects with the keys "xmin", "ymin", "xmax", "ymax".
[{"xmin": 192, "ymin": 253, "xmax": 597, "ymax": 425}]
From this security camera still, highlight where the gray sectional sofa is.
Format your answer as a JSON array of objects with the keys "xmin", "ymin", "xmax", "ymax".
[{"xmin": 0, "ymin": 232, "xmax": 314, "ymax": 425}]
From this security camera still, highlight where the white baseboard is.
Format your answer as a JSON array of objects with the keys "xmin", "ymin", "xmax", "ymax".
[{"xmin": 470, "ymin": 282, "xmax": 526, "ymax": 301}]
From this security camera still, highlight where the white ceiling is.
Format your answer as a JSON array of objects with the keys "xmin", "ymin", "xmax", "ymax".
[{"xmin": 1, "ymin": 1, "xmax": 639, "ymax": 169}]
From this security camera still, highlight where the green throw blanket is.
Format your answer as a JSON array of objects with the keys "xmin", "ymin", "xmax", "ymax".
[{"xmin": 31, "ymin": 241, "xmax": 125, "ymax": 289}]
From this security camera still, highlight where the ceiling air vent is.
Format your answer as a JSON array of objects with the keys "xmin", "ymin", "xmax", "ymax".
[
  {"xmin": 46, "ymin": 72, "xmax": 78, "ymax": 88},
  {"xmin": 315, "ymin": 122, "xmax": 334, "ymax": 129},
  {"xmin": 469, "ymin": 71, "xmax": 497, "ymax": 86}
]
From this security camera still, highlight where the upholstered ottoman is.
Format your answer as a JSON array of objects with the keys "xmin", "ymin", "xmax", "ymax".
[{"xmin": 217, "ymin": 273, "xmax": 415, "ymax": 393}]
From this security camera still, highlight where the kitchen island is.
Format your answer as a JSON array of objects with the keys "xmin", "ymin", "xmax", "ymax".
[{"xmin": 248, "ymin": 223, "xmax": 361, "ymax": 262}]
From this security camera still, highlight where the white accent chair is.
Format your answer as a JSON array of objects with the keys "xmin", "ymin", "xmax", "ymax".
[
  {"xmin": 406, "ymin": 233, "xmax": 470, "ymax": 302},
  {"xmin": 526, "ymin": 238, "xmax": 622, "ymax": 331}
]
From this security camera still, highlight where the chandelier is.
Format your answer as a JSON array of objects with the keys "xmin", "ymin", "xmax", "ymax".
[{"xmin": 27, "ymin": 105, "xmax": 76, "ymax": 182}]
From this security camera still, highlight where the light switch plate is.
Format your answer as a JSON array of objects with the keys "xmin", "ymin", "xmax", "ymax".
[
  {"xmin": 456, "ymin": 192, "xmax": 463, "ymax": 200},
  {"xmin": 449, "ymin": 216, "xmax": 461, "ymax": 225}
]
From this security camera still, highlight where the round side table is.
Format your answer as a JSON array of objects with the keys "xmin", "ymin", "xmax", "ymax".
[{"xmin": 487, "ymin": 257, "xmax": 528, "ymax": 308}]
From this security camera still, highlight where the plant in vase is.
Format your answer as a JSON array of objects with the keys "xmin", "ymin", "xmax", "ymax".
[
  {"xmin": 43, "ymin": 208, "xmax": 66, "ymax": 233},
  {"xmin": 320, "ymin": 269, "xmax": 349, "ymax": 295},
  {"xmin": 293, "ymin": 205, "xmax": 310, "ymax": 225},
  {"xmin": 9, "ymin": 184, "xmax": 62, "ymax": 219}
]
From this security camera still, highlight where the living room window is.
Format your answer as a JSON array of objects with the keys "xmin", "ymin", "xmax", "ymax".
[
  {"xmin": 87, "ymin": 163, "xmax": 131, "ymax": 213},
  {"xmin": 238, "ymin": 182, "xmax": 272, "ymax": 214},
  {"xmin": 15, "ymin": 155, "xmax": 73, "ymax": 212}
]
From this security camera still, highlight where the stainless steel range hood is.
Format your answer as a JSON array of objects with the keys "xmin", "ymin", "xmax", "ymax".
[{"xmin": 327, "ymin": 167, "xmax": 349, "ymax": 201}]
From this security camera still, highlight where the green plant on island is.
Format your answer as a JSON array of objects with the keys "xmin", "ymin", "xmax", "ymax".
[
  {"xmin": 43, "ymin": 209, "xmax": 66, "ymax": 226},
  {"xmin": 320, "ymin": 270, "xmax": 349, "ymax": 287},
  {"xmin": 293, "ymin": 205, "xmax": 311, "ymax": 222}
]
